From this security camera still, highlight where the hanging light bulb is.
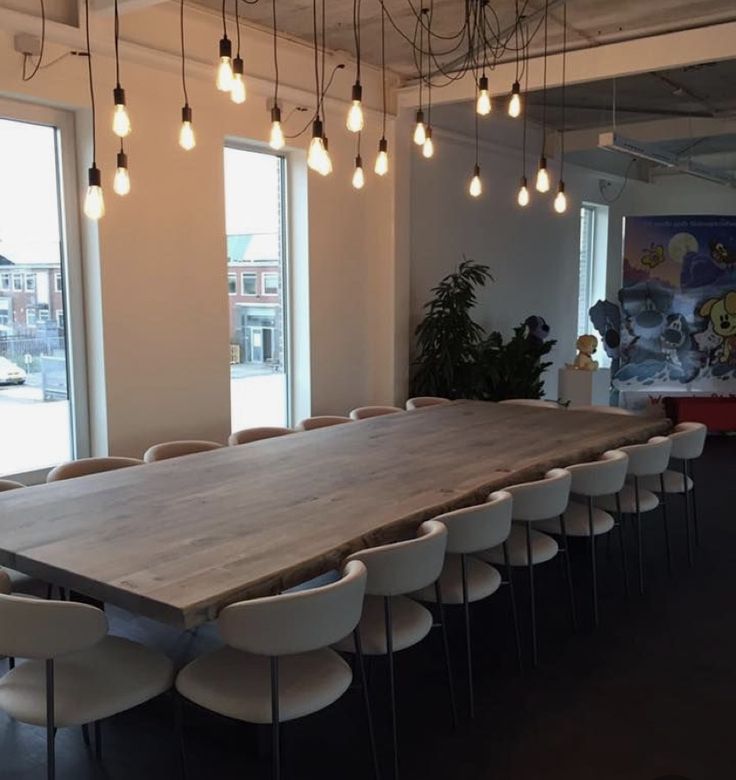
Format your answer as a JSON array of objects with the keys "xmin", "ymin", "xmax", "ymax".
[
  {"xmin": 230, "ymin": 56, "xmax": 246, "ymax": 104},
  {"xmin": 346, "ymin": 81, "xmax": 364, "ymax": 132},
  {"xmin": 374, "ymin": 137, "xmax": 388, "ymax": 176},
  {"xmin": 517, "ymin": 175, "xmax": 530, "ymax": 207},
  {"xmin": 269, "ymin": 106, "xmax": 285, "ymax": 150},
  {"xmin": 469, "ymin": 164, "xmax": 482, "ymax": 197},
  {"xmin": 352, "ymin": 155, "xmax": 365, "ymax": 189},
  {"xmin": 508, "ymin": 81, "xmax": 522, "ymax": 118},
  {"xmin": 113, "ymin": 150, "xmax": 130, "ymax": 196},
  {"xmin": 535, "ymin": 156, "xmax": 550, "ymax": 192},
  {"xmin": 322, "ymin": 137, "xmax": 333, "ymax": 176},
  {"xmin": 413, "ymin": 109, "xmax": 426, "ymax": 146},
  {"xmin": 476, "ymin": 75, "xmax": 491, "ymax": 116},
  {"xmin": 216, "ymin": 36, "xmax": 233, "ymax": 91},
  {"xmin": 112, "ymin": 86, "xmax": 131, "ymax": 138},
  {"xmin": 308, "ymin": 120, "xmax": 326, "ymax": 172},
  {"xmin": 179, "ymin": 104, "xmax": 196, "ymax": 150},
  {"xmin": 554, "ymin": 180, "xmax": 568, "ymax": 213},
  {"xmin": 84, "ymin": 164, "xmax": 105, "ymax": 220},
  {"xmin": 422, "ymin": 126, "xmax": 434, "ymax": 159}
]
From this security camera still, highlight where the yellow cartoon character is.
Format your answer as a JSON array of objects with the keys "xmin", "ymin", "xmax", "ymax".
[
  {"xmin": 641, "ymin": 243, "xmax": 666, "ymax": 269},
  {"xmin": 699, "ymin": 291, "xmax": 736, "ymax": 363},
  {"xmin": 567, "ymin": 334, "xmax": 599, "ymax": 371}
]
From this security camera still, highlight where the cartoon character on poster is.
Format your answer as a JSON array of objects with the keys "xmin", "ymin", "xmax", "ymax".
[{"xmin": 615, "ymin": 216, "xmax": 736, "ymax": 396}]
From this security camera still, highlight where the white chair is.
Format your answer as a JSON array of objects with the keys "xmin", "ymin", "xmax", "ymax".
[
  {"xmin": 573, "ymin": 405, "xmax": 636, "ymax": 416},
  {"xmin": 499, "ymin": 399, "xmax": 561, "ymax": 409},
  {"xmin": 637, "ymin": 422, "xmax": 707, "ymax": 566},
  {"xmin": 405, "ymin": 396, "xmax": 451, "ymax": 410},
  {"xmin": 295, "ymin": 415, "xmax": 352, "ymax": 431},
  {"xmin": 334, "ymin": 520, "xmax": 452, "ymax": 778},
  {"xmin": 47, "ymin": 456, "xmax": 143, "ymax": 482},
  {"xmin": 176, "ymin": 561, "xmax": 377, "ymax": 780},
  {"xmin": 143, "ymin": 440, "xmax": 222, "ymax": 463},
  {"xmin": 536, "ymin": 451, "xmax": 629, "ymax": 626},
  {"xmin": 411, "ymin": 492, "xmax": 521, "ymax": 716},
  {"xmin": 228, "ymin": 426, "xmax": 292, "ymax": 446},
  {"xmin": 596, "ymin": 436, "xmax": 673, "ymax": 594},
  {"xmin": 0, "ymin": 593, "xmax": 174, "ymax": 780},
  {"xmin": 478, "ymin": 469, "xmax": 574, "ymax": 667},
  {"xmin": 0, "ymin": 478, "xmax": 25, "ymax": 491},
  {"xmin": 349, "ymin": 405, "xmax": 404, "ymax": 420}
]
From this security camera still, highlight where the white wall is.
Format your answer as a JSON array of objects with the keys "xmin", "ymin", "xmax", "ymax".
[
  {"xmin": 0, "ymin": 1, "xmax": 399, "ymax": 458},
  {"xmin": 408, "ymin": 119, "xmax": 736, "ymax": 399}
]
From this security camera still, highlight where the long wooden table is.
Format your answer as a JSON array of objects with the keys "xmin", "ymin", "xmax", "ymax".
[{"xmin": 0, "ymin": 401, "xmax": 669, "ymax": 628}]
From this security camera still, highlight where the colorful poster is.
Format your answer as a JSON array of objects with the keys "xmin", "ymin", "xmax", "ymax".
[{"xmin": 616, "ymin": 215, "xmax": 736, "ymax": 395}]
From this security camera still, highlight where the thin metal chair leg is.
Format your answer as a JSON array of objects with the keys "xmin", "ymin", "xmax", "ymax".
[
  {"xmin": 525, "ymin": 523, "xmax": 537, "ymax": 668},
  {"xmin": 460, "ymin": 554, "xmax": 474, "ymax": 718},
  {"xmin": 46, "ymin": 659, "xmax": 55, "ymax": 780},
  {"xmin": 587, "ymin": 498, "xmax": 599, "ymax": 628},
  {"xmin": 682, "ymin": 462, "xmax": 693, "ymax": 567},
  {"xmin": 660, "ymin": 473, "xmax": 672, "ymax": 575},
  {"xmin": 82, "ymin": 723, "xmax": 90, "ymax": 748},
  {"xmin": 353, "ymin": 629, "xmax": 380, "ymax": 780},
  {"xmin": 384, "ymin": 596, "xmax": 399, "ymax": 780},
  {"xmin": 615, "ymin": 494, "xmax": 630, "ymax": 598},
  {"xmin": 689, "ymin": 460, "xmax": 700, "ymax": 547},
  {"xmin": 559, "ymin": 514, "xmax": 577, "ymax": 632},
  {"xmin": 8, "ymin": 656, "xmax": 14, "ymax": 670},
  {"xmin": 434, "ymin": 581, "xmax": 458, "ymax": 730},
  {"xmin": 94, "ymin": 720, "xmax": 102, "ymax": 762},
  {"xmin": 173, "ymin": 692, "xmax": 188, "ymax": 780},
  {"xmin": 503, "ymin": 542, "xmax": 523, "ymax": 673},
  {"xmin": 634, "ymin": 476, "xmax": 645, "ymax": 595},
  {"xmin": 270, "ymin": 656, "xmax": 280, "ymax": 780}
]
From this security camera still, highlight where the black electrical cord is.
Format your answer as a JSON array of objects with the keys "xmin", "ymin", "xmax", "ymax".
[
  {"xmin": 272, "ymin": 0, "xmax": 279, "ymax": 105},
  {"xmin": 84, "ymin": 0, "xmax": 97, "ymax": 165},
  {"xmin": 114, "ymin": 0, "xmax": 121, "ymax": 86},
  {"xmin": 559, "ymin": 1, "xmax": 567, "ymax": 181},
  {"xmin": 380, "ymin": 1, "xmax": 387, "ymax": 138},
  {"xmin": 221, "ymin": 0, "xmax": 228, "ymax": 39},
  {"xmin": 540, "ymin": 0, "xmax": 549, "ymax": 155},
  {"xmin": 22, "ymin": 0, "xmax": 45, "ymax": 81},
  {"xmin": 180, "ymin": 0, "xmax": 189, "ymax": 106},
  {"xmin": 235, "ymin": 0, "xmax": 241, "ymax": 58}
]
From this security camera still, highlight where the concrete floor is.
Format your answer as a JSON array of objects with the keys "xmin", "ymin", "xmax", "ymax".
[{"xmin": 1, "ymin": 435, "xmax": 733, "ymax": 780}]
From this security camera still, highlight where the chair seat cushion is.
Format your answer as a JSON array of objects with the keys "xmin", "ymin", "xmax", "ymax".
[
  {"xmin": 636, "ymin": 470, "xmax": 693, "ymax": 494},
  {"xmin": 596, "ymin": 484, "xmax": 659, "ymax": 514},
  {"xmin": 0, "ymin": 636, "xmax": 174, "ymax": 728},
  {"xmin": 536, "ymin": 501, "xmax": 615, "ymax": 537},
  {"xmin": 478, "ymin": 525, "xmax": 558, "ymax": 567},
  {"xmin": 333, "ymin": 595, "xmax": 432, "ymax": 655},
  {"xmin": 176, "ymin": 646, "xmax": 351, "ymax": 724},
  {"xmin": 411, "ymin": 554, "xmax": 502, "ymax": 605}
]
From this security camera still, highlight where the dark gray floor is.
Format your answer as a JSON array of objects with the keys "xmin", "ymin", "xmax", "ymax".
[{"xmin": 1, "ymin": 435, "xmax": 734, "ymax": 780}]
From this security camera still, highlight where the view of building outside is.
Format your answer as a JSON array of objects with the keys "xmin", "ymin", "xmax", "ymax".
[
  {"xmin": 224, "ymin": 147, "xmax": 288, "ymax": 430},
  {"xmin": 0, "ymin": 118, "xmax": 72, "ymax": 476}
]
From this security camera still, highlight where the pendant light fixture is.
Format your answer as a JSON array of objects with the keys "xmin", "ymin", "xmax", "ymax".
[
  {"xmin": 178, "ymin": 0, "xmax": 195, "ymax": 150},
  {"xmin": 352, "ymin": 147, "xmax": 365, "ymax": 189},
  {"xmin": 421, "ymin": 6, "xmax": 435, "ymax": 159},
  {"xmin": 346, "ymin": 0, "xmax": 364, "ymax": 132},
  {"xmin": 308, "ymin": 0, "xmax": 330, "ymax": 175},
  {"xmin": 374, "ymin": 4, "xmax": 389, "ymax": 176},
  {"xmin": 413, "ymin": 12, "xmax": 426, "ymax": 145},
  {"xmin": 508, "ymin": 1, "xmax": 522, "ymax": 118},
  {"xmin": 554, "ymin": 3, "xmax": 569, "ymax": 215},
  {"xmin": 468, "ymin": 112, "xmax": 481, "ymax": 197},
  {"xmin": 535, "ymin": 0, "xmax": 550, "ymax": 193},
  {"xmin": 216, "ymin": 0, "xmax": 233, "ymax": 92},
  {"xmin": 113, "ymin": 142, "xmax": 131, "ymax": 196},
  {"xmin": 476, "ymin": 75, "xmax": 491, "ymax": 116},
  {"xmin": 83, "ymin": 0, "xmax": 104, "ymax": 220},
  {"xmin": 230, "ymin": 0, "xmax": 246, "ymax": 104},
  {"xmin": 111, "ymin": 0, "xmax": 130, "ymax": 138},
  {"xmin": 268, "ymin": 0, "xmax": 284, "ymax": 150},
  {"xmin": 517, "ymin": 29, "xmax": 530, "ymax": 207}
]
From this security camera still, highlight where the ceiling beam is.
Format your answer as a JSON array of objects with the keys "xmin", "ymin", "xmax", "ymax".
[{"xmin": 398, "ymin": 20, "xmax": 736, "ymax": 110}]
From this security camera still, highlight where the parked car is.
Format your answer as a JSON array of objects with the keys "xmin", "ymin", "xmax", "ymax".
[{"xmin": 0, "ymin": 357, "xmax": 27, "ymax": 385}]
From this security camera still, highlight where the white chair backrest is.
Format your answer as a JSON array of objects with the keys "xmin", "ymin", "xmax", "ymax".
[
  {"xmin": 0, "ymin": 570, "xmax": 10, "ymax": 595},
  {"xmin": 499, "ymin": 399, "xmax": 560, "ymax": 409},
  {"xmin": 0, "ymin": 595, "xmax": 107, "ymax": 659},
  {"xmin": 0, "ymin": 479, "xmax": 25, "ymax": 492},
  {"xmin": 405, "ymin": 397, "xmax": 451, "ymax": 411},
  {"xmin": 669, "ymin": 422, "xmax": 707, "ymax": 460},
  {"xmin": 573, "ymin": 405, "xmax": 636, "ymax": 416},
  {"xmin": 432, "ymin": 491, "xmax": 513, "ymax": 554},
  {"xmin": 47, "ymin": 456, "xmax": 143, "ymax": 482},
  {"xmin": 345, "ymin": 520, "xmax": 447, "ymax": 596},
  {"xmin": 218, "ymin": 560, "xmax": 367, "ymax": 656},
  {"xmin": 143, "ymin": 440, "xmax": 222, "ymax": 463},
  {"xmin": 620, "ymin": 436, "xmax": 672, "ymax": 477},
  {"xmin": 349, "ymin": 405, "xmax": 404, "ymax": 420},
  {"xmin": 296, "ymin": 415, "xmax": 352, "ymax": 431},
  {"xmin": 228, "ymin": 427, "xmax": 292, "ymax": 446},
  {"xmin": 566, "ymin": 450, "xmax": 628, "ymax": 496},
  {"xmin": 506, "ymin": 468, "xmax": 572, "ymax": 521}
]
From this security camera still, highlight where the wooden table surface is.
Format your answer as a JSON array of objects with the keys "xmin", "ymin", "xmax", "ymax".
[{"xmin": 0, "ymin": 401, "xmax": 669, "ymax": 627}]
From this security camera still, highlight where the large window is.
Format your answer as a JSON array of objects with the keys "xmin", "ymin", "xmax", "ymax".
[
  {"xmin": 224, "ymin": 146, "xmax": 289, "ymax": 429},
  {"xmin": 0, "ymin": 102, "xmax": 87, "ymax": 477},
  {"xmin": 577, "ymin": 203, "xmax": 609, "ymax": 362}
]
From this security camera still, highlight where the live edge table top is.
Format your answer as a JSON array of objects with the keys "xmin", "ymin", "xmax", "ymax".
[{"xmin": 0, "ymin": 401, "xmax": 670, "ymax": 628}]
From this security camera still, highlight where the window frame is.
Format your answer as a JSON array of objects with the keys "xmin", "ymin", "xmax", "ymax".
[
  {"xmin": 54, "ymin": 272, "xmax": 62, "ymax": 292},
  {"xmin": 0, "ymin": 273, "xmax": 10, "ymax": 291},
  {"xmin": 577, "ymin": 202, "xmax": 610, "ymax": 364},
  {"xmin": 12, "ymin": 274, "xmax": 23, "ymax": 292},
  {"xmin": 0, "ymin": 98, "xmax": 90, "ymax": 481},
  {"xmin": 227, "ymin": 272, "xmax": 237, "ymax": 295},
  {"xmin": 262, "ymin": 272, "xmax": 279, "ymax": 296},
  {"xmin": 241, "ymin": 272, "xmax": 257, "ymax": 295}
]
